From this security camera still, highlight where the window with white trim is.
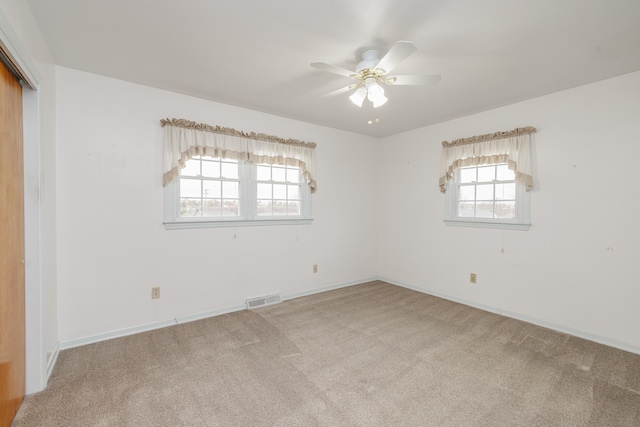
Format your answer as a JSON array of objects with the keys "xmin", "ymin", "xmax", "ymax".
[
  {"xmin": 444, "ymin": 163, "xmax": 530, "ymax": 230},
  {"xmin": 256, "ymin": 163, "xmax": 303, "ymax": 216},
  {"xmin": 179, "ymin": 156, "xmax": 241, "ymax": 217},
  {"xmin": 164, "ymin": 156, "xmax": 311, "ymax": 229}
]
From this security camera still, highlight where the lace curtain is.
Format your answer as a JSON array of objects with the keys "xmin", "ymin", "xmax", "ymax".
[
  {"xmin": 161, "ymin": 118, "xmax": 317, "ymax": 192},
  {"xmin": 439, "ymin": 126, "xmax": 535, "ymax": 193}
]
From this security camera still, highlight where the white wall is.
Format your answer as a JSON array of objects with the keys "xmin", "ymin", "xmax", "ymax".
[
  {"xmin": 0, "ymin": 0, "xmax": 57, "ymax": 393},
  {"xmin": 378, "ymin": 71, "xmax": 640, "ymax": 352},
  {"xmin": 55, "ymin": 67, "xmax": 378, "ymax": 344}
]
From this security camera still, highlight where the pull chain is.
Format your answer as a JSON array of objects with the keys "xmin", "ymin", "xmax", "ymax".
[{"xmin": 367, "ymin": 101, "xmax": 381, "ymax": 125}]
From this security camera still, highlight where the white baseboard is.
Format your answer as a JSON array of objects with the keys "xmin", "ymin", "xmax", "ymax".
[
  {"xmin": 379, "ymin": 276, "xmax": 640, "ymax": 356},
  {"xmin": 282, "ymin": 276, "xmax": 379, "ymax": 301},
  {"xmin": 46, "ymin": 343, "xmax": 60, "ymax": 381},
  {"xmin": 58, "ymin": 277, "xmax": 378, "ymax": 351},
  {"xmin": 59, "ymin": 319, "xmax": 179, "ymax": 350},
  {"xmin": 176, "ymin": 277, "xmax": 378, "ymax": 322},
  {"xmin": 175, "ymin": 304, "xmax": 246, "ymax": 325}
]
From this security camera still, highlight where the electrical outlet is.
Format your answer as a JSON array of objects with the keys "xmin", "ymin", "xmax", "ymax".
[
  {"xmin": 470, "ymin": 273, "xmax": 477, "ymax": 284},
  {"xmin": 151, "ymin": 287, "xmax": 160, "ymax": 299},
  {"xmin": 313, "ymin": 264, "xmax": 318, "ymax": 273}
]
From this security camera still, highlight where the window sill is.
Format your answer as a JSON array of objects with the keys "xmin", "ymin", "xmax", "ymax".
[
  {"xmin": 164, "ymin": 218, "xmax": 313, "ymax": 230},
  {"xmin": 444, "ymin": 219, "xmax": 530, "ymax": 231}
]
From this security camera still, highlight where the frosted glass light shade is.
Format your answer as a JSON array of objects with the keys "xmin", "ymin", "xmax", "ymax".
[
  {"xmin": 367, "ymin": 83, "xmax": 388, "ymax": 108},
  {"xmin": 349, "ymin": 87, "xmax": 367, "ymax": 107}
]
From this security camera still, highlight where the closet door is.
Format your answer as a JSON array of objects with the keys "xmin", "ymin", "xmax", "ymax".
[{"xmin": 0, "ymin": 57, "xmax": 25, "ymax": 427}]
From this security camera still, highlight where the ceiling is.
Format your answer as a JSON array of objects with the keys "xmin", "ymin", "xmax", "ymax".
[{"xmin": 25, "ymin": 0, "xmax": 640, "ymax": 138}]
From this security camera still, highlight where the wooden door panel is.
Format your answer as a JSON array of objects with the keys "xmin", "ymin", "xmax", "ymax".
[{"xmin": 0, "ymin": 57, "xmax": 25, "ymax": 427}]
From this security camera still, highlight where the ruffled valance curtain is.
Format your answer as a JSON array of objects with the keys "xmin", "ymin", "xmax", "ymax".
[
  {"xmin": 162, "ymin": 118, "xmax": 317, "ymax": 192},
  {"xmin": 439, "ymin": 126, "xmax": 535, "ymax": 193}
]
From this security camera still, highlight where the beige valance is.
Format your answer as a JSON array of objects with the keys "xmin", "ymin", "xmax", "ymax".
[
  {"xmin": 439, "ymin": 126, "xmax": 535, "ymax": 193},
  {"xmin": 161, "ymin": 118, "xmax": 317, "ymax": 148},
  {"xmin": 162, "ymin": 118, "xmax": 317, "ymax": 192}
]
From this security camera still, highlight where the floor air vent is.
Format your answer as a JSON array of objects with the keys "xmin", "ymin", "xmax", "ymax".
[{"xmin": 246, "ymin": 294, "xmax": 282, "ymax": 309}]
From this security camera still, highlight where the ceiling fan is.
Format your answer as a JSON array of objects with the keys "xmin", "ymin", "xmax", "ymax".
[{"xmin": 311, "ymin": 41, "xmax": 441, "ymax": 108}]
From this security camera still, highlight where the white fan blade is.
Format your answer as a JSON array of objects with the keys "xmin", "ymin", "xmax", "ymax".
[
  {"xmin": 374, "ymin": 41, "xmax": 418, "ymax": 74},
  {"xmin": 320, "ymin": 84, "xmax": 357, "ymax": 98},
  {"xmin": 386, "ymin": 74, "xmax": 441, "ymax": 86},
  {"xmin": 311, "ymin": 62, "xmax": 355, "ymax": 78}
]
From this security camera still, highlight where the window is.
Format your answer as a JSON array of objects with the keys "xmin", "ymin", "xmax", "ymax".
[
  {"xmin": 164, "ymin": 157, "xmax": 311, "ymax": 229},
  {"xmin": 444, "ymin": 163, "xmax": 530, "ymax": 230},
  {"xmin": 179, "ymin": 157, "xmax": 240, "ymax": 217},
  {"xmin": 256, "ymin": 164, "xmax": 303, "ymax": 216}
]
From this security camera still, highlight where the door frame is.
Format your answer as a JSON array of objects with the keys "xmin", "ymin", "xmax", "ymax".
[{"xmin": 0, "ymin": 9, "xmax": 47, "ymax": 394}]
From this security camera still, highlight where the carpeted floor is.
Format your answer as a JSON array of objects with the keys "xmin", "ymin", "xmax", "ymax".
[{"xmin": 13, "ymin": 281, "xmax": 640, "ymax": 426}]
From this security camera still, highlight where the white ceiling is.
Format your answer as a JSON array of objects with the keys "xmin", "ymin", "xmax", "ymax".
[{"xmin": 25, "ymin": 0, "xmax": 640, "ymax": 138}]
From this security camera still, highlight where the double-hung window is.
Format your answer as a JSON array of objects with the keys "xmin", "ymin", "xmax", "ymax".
[
  {"xmin": 444, "ymin": 163, "xmax": 530, "ymax": 230},
  {"xmin": 256, "ymin": 163, "xmax": 304, "ymax": 216},
  {"xmin": 178, "ymin": 156, "xmax": 241, "ymax": 218},
  {"xmin": 161, "ymin": 118, "xmax": 316, "ymax": 229}
]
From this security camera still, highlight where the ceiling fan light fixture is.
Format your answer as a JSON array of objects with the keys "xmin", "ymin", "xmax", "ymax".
[
  {"xmin": 349, "ymin": 86, "xmax": 367, "ymax": 107},
  {"xmin": 312, "ymin": 40, "xmax": 439, "ymax": 110}
]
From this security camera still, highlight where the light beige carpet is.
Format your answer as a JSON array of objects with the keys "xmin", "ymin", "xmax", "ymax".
[{"xmin": 13, "ymin": 281, "xmax": 640, "ymax": 426}]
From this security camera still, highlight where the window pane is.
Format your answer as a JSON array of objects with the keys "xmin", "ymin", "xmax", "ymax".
[
  {"xmin": 202, "ymin": 199, "xmax": 221, "ymax": 217},
  {"xmin": 222, "ymin": 199, "xmax": 239, "ymax": 216},
  {"xmin": 495, "ymin": 183, "xmax": 516, "ymax": 200},
  {"xmin": 180, "ymin": 179, "xmax": 201, "ymax": 198},
  {"xmin": 180, "ymin": 199, "xmax": 202, "ymax": 217},
  {"xmin": 496, "ymin": 164, "xmax": 515, "ymax": 181},
  {"xmin": 222, "ymin": 181, "xmax": 239, "ymax": 198},
  {"xmin": 460, "ymin": 168, "xmax": 476, "ymax": 183},
  {"xmin": 221, "ymin": 162, "xmax": 238, "ymax": 179},
  {"xmin": 458, "ymin": 202, "xmax": 475, "ymax": 217},
  {"xmin": 476, "ymin": 184, "xmax": 494, "ymax": 201},
  {"xmin": 476, "ymin": 202, "xmax": 494, "ymax": 218},
  {"xmin": 257, "ymin": 200, "xmax": 272, "ymax": 216},
  {"xmin": 459, "ymin": 185, "xmax": 475, "ymax": 201},
  {"xmin": 287, "ymin": 201, "xmax": 300, "ymax": 215},
  {"xmin": 272, "ymin": 200, "xmax": 287, "ymax": 215},
  {"xmin": 287, "ymin": 185, "xmax": 300, "ymax": 200},
  {"xmin": 257, "ymin": 165, "xmax": 271, "ymax": 181},
  {"xmin": 181, "ymin": 160, "xmax": 200, "ymax": 177},
  {"xmin": 495, "ymin": 201, "xmax": 516, "ymax": 219},
  {"xmin": 257, "ymin": 183, "xmax": 272, "ymax": 199},
  {"xmin": 477, "ymin": 166, "xmax": 495, "ymax": 182},
  {"xmin": 201, "ymin": 160, "xmax": 220, "ymax": 178},
  {"xmin": 273, "ymin": 184, "xmax": 287, "ymax": 199},
  {"xmin": 272, "ymin": 167, "xmax": 286, "ymax": 182},
  {"xmin": 203, "ymin": 180, "xmax": 222, "ymax": 198},
  {"xmin": 287, "ymin": 168, "xmax": 300, "ymax": 183}
]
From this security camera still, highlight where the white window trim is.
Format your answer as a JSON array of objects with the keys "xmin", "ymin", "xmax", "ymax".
[
  {"xmin": 164, "ymin": 160, "xmax": 312, "ymax": 230},
  {"xmin": 443, "ymin": 167, "xmax": 531, "ymax": 231}
]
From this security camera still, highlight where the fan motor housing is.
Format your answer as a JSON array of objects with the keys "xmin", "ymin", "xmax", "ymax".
[{"xmin": 355, "ymin": 49, "xmax": 381, "ymax": 73}]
